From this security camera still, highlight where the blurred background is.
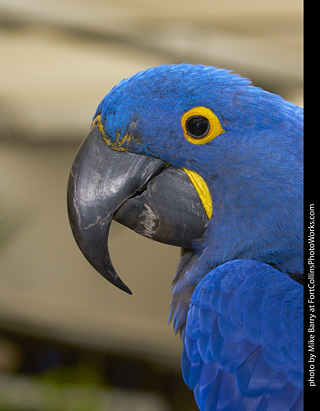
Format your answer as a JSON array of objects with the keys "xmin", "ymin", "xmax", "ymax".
[{"xmin": 0, "ymin": 0, "xmax": 303, "ymax": 410}]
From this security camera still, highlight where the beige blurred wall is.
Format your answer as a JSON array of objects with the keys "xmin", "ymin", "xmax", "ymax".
[{"xmin": 0, "ymin": 0, "xmax": 303, "ymax": 367}]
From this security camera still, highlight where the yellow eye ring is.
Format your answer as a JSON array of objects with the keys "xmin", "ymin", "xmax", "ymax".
[{"xmin": 181, "ymin": 106, "xmax": 225, "ymax": 145}]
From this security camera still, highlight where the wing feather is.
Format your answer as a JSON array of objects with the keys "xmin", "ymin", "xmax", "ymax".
[{"xmin": 182, "ymin": 259, "xmax": 303, "ymax": 410}]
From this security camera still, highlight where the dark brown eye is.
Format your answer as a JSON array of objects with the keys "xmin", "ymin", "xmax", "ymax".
[
  {"xmin": 186, "ymin": 115, "xmax": 210, "ymax": 139},
  {"xmin": 181, "ymin": 107, "xmax": 225, "ymax": 145}
]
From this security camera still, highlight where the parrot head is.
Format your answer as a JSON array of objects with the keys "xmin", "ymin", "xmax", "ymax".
[{"xmin": 67, "ymin": 64, "xmax": 303, "ymax": 304}]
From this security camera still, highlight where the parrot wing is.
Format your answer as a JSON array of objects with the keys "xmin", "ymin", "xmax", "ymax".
[{"xmin": 182, "ymin": 259, "xmax": 303, "ymax": 410}]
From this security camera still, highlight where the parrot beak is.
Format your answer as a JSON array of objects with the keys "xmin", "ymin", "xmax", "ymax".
[{"xmin": 67, "ymin": 126, "xmax": 208, "ymax": 294}]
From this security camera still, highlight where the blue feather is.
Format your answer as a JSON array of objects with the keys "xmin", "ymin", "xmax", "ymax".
[
  {"xmin": 182, "ymin": 345, "xmax": 203, "ymax": 389},
  {"xmin": 218, "ymin": 314, "xmax": 245, "ymax": 342},
  {"xmin": 183, "ymin": 260, "xmax": 303, "ymax": 409},
  {"xmin": 267, "ymin": 382, "xmax": 301, "ymax": 410}
]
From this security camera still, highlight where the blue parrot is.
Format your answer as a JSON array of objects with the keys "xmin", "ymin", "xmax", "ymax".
[{"xmin": 67, "ymin": 64, "xmax": 303, "ymax": 410}]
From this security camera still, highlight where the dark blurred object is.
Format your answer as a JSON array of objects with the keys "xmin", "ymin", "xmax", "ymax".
[{"xmin": 0, "ymin": 330, "xmax": 196, "ymax": 411}]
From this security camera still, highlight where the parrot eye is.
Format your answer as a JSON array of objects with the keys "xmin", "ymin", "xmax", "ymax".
[
  {"xmin": 186, "ymin": 116, "xmax": 210, "ymax": 138},
  {"xmin": 181, "ymin": 106, "xmax": 225, "ymax": 145}
]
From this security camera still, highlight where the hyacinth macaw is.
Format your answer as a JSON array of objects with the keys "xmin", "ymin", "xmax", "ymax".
[{"xmin": 67, "ymin": 64, "xmax": 303, "ymax": 410}]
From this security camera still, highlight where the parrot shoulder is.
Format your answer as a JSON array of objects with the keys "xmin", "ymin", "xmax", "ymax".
[{"xmin": 182, "ymin": 259, "xmax": 303, "ymax": 410}]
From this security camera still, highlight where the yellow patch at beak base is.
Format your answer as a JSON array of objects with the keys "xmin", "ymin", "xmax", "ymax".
[{"xmin": 183, "ymin": 168, "xmax": 212, "ymax": 219}]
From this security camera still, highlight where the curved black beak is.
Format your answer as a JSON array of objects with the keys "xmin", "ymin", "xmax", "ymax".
[{"xmin": 67, "ymin": 126, "xmax": 208, "ymax": 293}]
